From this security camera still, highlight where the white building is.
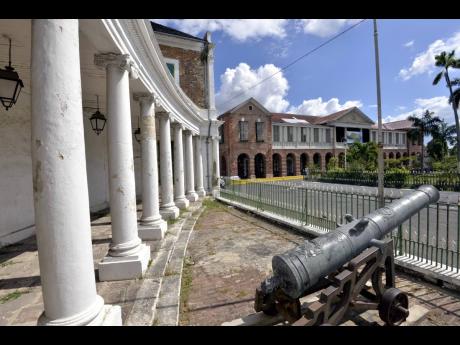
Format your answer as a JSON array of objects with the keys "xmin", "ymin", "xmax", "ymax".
[{"xmin": 0, "ymin": 19, "xmax": 221, "ymax": 325}]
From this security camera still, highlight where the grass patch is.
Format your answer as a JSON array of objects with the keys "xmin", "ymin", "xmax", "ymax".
[
  {"xmin": 179, "ymin": 256, "xmax": 194, "ymax": 325},
  {"xmin": 236, "ymin": 290, "xmax": 249, "ymax": 298},
  {"xmin": 164, "ymin": 268, "xmax": 178, "ymax": 277},
  {"xmin": 202, "ymin": 198, "xmax": 226, "ymax": 211},
  {"xmin": 0, "ymin": 290, "xmax": 27, "ymax": 304},
  {"xmin": 0, "ymin": 261, "xmax": 16, "ymax": 268},
  {"xmin": 148, "ymin": 259, "xmax": 153, "ymax": 268}
]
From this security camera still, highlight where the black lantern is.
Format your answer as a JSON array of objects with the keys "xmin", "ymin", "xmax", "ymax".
[
  {"xmin": 0, "ymin": 38, "xmax": 23, "ymax": 111},
  {"xmin": 89, "ymin": 95, "xmax": 106, "ymax": 135}
]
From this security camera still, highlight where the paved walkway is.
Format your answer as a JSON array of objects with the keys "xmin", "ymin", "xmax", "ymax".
[
  {"xmin": 181, "ymin": 200, "xmax": 460, "ymax": 326},
  {"xmin": 0, "ymin": 201, "xmax": 202, "ymax": 326}
]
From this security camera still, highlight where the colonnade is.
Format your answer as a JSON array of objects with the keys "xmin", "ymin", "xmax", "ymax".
[{"xmin": 29, "ymin": 19, "xmax": 216, "ymax": 326}]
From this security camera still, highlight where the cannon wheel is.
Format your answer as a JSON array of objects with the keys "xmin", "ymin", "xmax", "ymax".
[{"xmin": 378, "ymin": 288, "xmax": 409, "ymax": 326}]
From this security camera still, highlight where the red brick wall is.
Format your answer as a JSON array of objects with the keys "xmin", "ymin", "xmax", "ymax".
[
  {"xmin": 158, "ymin": 44, "xmax": 207, "ymax": 108},
  {"xmin": 219, "ymin": 103, "xmax": 273, "ymax": 178}
]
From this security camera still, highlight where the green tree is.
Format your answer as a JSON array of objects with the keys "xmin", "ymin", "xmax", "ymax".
[
  {"xmin": 407, "ymin": 110, "xmax": 441, "ymax": 169},
  {"xmin": 347, "ymin": 142, "xmax": 378, "ymax": 171},
  {"xmin": 428, "ymin": 119, "xmax": 456, "ymax": 161},
  {"xmin": 433, "ymin": 50, "xmax": 460, "ymax": 171}
]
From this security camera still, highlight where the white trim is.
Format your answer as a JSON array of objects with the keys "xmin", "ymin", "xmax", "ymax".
[
  {"xmin": 155, "ymin": 32, "xmax": 204, "ymax": 52},
  {"xmin": 164, "ymin": 57, "xmax": 180, "ymax": 85}
]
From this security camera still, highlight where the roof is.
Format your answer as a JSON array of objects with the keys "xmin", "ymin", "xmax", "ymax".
[
  {"xmin": 371, "ymin": 119, "xmax": 415, "ymax": 130},
  {"xmin": 271, "ymin": 107, "xmax": 359, "ymax": 125},
  {"xmin": 150, "ymin": 21, "xmax": 207, "ymax": 42}
]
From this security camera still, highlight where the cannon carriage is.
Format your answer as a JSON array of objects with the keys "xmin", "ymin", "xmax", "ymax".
[{"xmin": 254, "ymin": 185, "xmax": 440, "ymax": 326}]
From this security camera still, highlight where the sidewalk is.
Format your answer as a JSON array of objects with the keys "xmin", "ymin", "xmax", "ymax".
[{"xmin": 180, "ymin": 200, "xmax": 460, "ymax": 326}]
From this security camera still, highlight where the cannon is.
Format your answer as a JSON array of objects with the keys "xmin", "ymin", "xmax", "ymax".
[{"xmin": 254, "ymin": 185, "xmax": 440, "ymax": 326}]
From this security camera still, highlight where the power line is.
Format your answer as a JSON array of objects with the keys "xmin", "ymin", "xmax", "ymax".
[{"xmin": 219, "ymin": 19, "xmax": 368, "ymax": 109}]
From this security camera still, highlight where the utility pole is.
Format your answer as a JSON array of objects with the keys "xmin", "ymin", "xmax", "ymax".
[{"xmin": 373, "ymin": 19, "xmax": 385, "ymax": 208}]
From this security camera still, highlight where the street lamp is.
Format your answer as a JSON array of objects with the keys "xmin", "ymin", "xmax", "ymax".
[
  {"xmin": 342, "ymin": 138, "xmax": 348, "ymax": 169},
  {"xmin": 0, "ymin": 37, "xmax": 23, "ymax": 111},
  {"xmin": 89, "ymin": 95, "xmax": 106, "ymax": 135}
]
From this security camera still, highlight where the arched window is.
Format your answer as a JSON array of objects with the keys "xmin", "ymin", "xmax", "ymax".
[
  {"xmin": 300, "ymin": 153, "xmax": 309, "ymax": 175},
  {"xmin": 286, "ymin": 153, "xmax": 296, "ymax": 176},
  {"xmin": 273, "ymin": 154, "xmax": 282, "ymax": 177},
  {"xmin": 313, "ymin": 153, "xmax": 321, "ymax": 169},
  {"xmin": 237, "ymin": 154, "xmax": 250, "ymax": 179},
  {"xmin": 254, "ymin": 153, "xmax": 266, "ymax": 178}
]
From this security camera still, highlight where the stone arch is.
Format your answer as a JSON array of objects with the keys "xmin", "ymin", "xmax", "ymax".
[
  {"xmin": 237, "ymin": 153, "xmax": 250, "ymax": 179},
  {"xmin": 389, "ymin": 152, "xmax": 394, "ymax": 159},
  {"xmin": 272, "ymin": 153, "xmax": 282, "ymax": 177},
  {"xmin": 325, "ymin": 152, "xmax": 333, "ymax": 170},
  {"xmin": 300, "ymin": 153, "xmax": 309, "ymax": 175},
  {"xmin": 396, "ymin": 152, "xmax": 401, "ymax": 159},
  {"xmin": 313, "ymin": 153, "xmax": 321, "ymax": 169},
  {"xmin": 286, "ymin": 153, "xmax": 296, "ymax": 176},
  {"xmin": 254, "ymin": 153, "xmax": 266, "ymax": 178}
]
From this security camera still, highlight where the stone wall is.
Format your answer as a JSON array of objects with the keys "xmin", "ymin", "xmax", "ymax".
[{"xmin": 158, "ymin": 44, "xmax": 207, "ymax": 109}]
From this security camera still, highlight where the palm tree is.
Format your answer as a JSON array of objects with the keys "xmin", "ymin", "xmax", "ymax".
[
  {"xmin": 433, "ymin": 50, "xmax": 460, "ymax": 171},
  {"xmin": 428, "ymin": 119, "xmax": 456, "ymax": 161},
  {"xmin": 407, "ymin": 110, "xmax": 441, "ymax": 170}
]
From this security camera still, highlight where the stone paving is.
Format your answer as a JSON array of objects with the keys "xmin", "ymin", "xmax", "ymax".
[
  {"xmin": 180, "ymin": 200, "xmax": 460, "ymax": 326},
  {"xmin": 0, "ymin": 201, "xmax": 201, "ymax": 326}
]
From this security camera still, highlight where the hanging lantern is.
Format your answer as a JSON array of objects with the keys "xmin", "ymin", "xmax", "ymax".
[
  {"xmin": 0, "ymin": 38, "xmax": 23, "ymax": 111},
  {"xmin": 89, "ymin": 95, "xmax": 106, "ymax": 135}
]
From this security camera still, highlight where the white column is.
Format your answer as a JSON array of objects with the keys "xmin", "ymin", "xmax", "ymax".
[
  {"xmin": 184, "ymin": 130, "xmax": 199, "ymax": 201},
  {"xmin": 193, "ymin": 135, "xmax": 206, "ymax": 197},
  {"xmin": 31, "ymin": 19, "xmax": 120, "ymax": 325},
  {"xmin": 134, "ymin": 93, "xmax": 167, "ymax": 240},
  {"xmin": 212, "ymin": 136, "xmax": 221, "ymax": 195},
  {"xmin": 158, "ymin": 112, "xmax": 180, "ymax": 219},
  {"xmin": 172, "ymin": 123, "xmax": 189, "ymax": 209},
  {"xmin": 95, "ymin": 53, "xmax": 150, "ymax": 282}
]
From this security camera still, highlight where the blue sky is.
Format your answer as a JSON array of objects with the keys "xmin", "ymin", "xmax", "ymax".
[{"xmin": 155, "ymin": 19, "xmax": 460, "ymax": 124}]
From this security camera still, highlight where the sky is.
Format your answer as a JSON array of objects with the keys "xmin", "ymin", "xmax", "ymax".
[{"xmin": 154, "ymin": 19, "xmax": 460, "ymax": 124}]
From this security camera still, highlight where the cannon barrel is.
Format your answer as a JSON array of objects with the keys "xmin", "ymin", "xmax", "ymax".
[{"xmin": 271, "ymin": 185, "xmax": 440, "ymax": 299}]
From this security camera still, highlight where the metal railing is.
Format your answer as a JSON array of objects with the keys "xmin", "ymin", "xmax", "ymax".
[
  {"xmin": 218, "ymin": 177, "xmax": 460, "ymax": 273},
  {"xmin": 304, "ymin": 170, "xmax": 460, "ymax": 192}
]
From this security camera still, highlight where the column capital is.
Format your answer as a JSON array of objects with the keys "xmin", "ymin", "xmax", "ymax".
[
  {"xmin": 94, "ymin": 53, "xmax": 139, "ymax": 79},
  {"xmin": 157, "ymin": 111, "xmax": 173, "ymax": 121},
  {"xmin": 172, "ymin": 122, "xmax": 185, "ymax": 131},
  {"xmin": 133, "ymin": 92, "xmax": 155, "ymax": 104}
]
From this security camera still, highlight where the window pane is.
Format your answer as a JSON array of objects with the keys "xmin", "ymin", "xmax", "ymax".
[
  {"xmin": 287, "ymin": 127, "xmax": 293, "ymax": 142},
  {"xmin": 239, "ymin": 121, "xmax": 248, "ymax": 141},
  {"xmin": 166, "ymin": 63, "xmax": 175, "ymax": 77},
  {"xmin": 301, "ymin": 127, "xmax": 307, "ymax": 142},
  {"xmin": 256, "ymin": 122, "xmax": 264, "ymax": 141},
  {"xmin": 273, "ymin": 126, "xmax": 279, "ymax": 142},
  {"xmin": 325, "ymin": 129, "xmax": 331, "ymax": 143},
  {"xmin": 314, "ymin": 128, "xmax": 319, "ymax": 143}
]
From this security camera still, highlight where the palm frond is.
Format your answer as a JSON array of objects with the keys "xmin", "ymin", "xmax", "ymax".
[{"xmin": 433, "ymin": 71, "xmax": 444, "ymax": 85}]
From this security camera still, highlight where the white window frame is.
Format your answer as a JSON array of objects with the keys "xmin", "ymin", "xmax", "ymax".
[{"xmin": 164, "ymin": 57, "xmax": 180, "ymax": 85}]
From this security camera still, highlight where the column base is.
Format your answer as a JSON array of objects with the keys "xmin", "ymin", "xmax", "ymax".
[
  {"xmin": 196, "ymin": 188, "xmax": 206, "ymax": 197},
  {"xmin": 160, "ymin": 204, "xmax": 180, "ymax": 220},
  {"xmin": 88, "ymin": 304, "xmax": 122, "ymax": 326},
  {"xmin": 138, "ymin": 220, "xmax": 167, "ymax": 240},
  {"xmin": 98, "ymin": 243, "xmax": 151, "ymax": 282},
  {"xmin": 37, "ymin": 295, "xmax": 122, "ymax": 326},
  {"xmin": 186, "ymin": 192, "xmax": 199, "ymax": 202},
  {"xmin": 174, "ymin": 197, "xmax": 189, "ymax": 209}
]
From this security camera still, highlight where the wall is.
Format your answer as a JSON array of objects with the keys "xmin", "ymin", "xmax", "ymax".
[
  {"xmin": 219, "ymin": 102, "xmax": 273, "ymax": 178},
  {"xmin": 158, "ymin": 44, "xmax": 207, "ymax": 109}
]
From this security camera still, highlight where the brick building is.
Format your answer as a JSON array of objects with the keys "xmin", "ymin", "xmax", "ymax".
[{"xmin": 218, "ymin": 98, "xmax": 422, "ymax": 178}]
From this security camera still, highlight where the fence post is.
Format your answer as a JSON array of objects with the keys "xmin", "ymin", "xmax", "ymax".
[{"xmin": 397, "ymin": 224, "xmax": 403, "ymax": 256}]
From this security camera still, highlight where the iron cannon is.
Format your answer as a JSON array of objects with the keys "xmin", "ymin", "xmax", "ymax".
[{"xmin": 254, "ymin": 185, "xmax": 440, "ymax": 326}]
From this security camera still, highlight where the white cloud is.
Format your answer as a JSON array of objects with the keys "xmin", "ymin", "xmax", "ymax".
[
  {"xmin": 384, "ymin": 96, "xmax": 455, "ymax": 123},
  {"xmin": 369, "ymin": 104, "xmax": 378, "ymax": 108},
  {"xmin": 289, "ymin": 97, "xmax": 363, "ymax": 115},
  {"xmin": 153, "ymin": 19, "xmax": 288, "ymax": 42},
  {"xmin": 216, "ymin": 63, "xmax": 290, "ymax": 113},
  {"xmin": 216, "ymin": 62, "xmax": 362, "ymax": 116},
  {"xmin": 297, "ymin": 19, "xmax": 362, "ymax": 38},
  {"xmin": 404, "ymin": 40, "xmax": 414, "ymax": 48},
  {"xmin": 399, "ymin": 32, "xmax": 460, "ymax": 81}
]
